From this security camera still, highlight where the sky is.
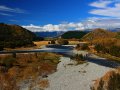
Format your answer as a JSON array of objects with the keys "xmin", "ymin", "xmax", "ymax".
[{"xmin": 1, "ymin": 0, "xmax": 120, "ymax": 32}]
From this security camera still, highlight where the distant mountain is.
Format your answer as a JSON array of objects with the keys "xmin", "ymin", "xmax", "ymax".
[
  {"xmin": 61, "ymin": 31, "xmax": 88, "ymax": 39},
  {"xmin": 0, "ymin": 23, "xmax": 41, "ymax": 49},
  {"xmin": 110, "ymin": 28, "xmax": 120, "ymax": 32},
  {"xmin": 82, "ymin": 28, "xmax": 117, "ymax": 41},
  {"xmin": 34, "ymin": 31, "xmax": 65, "ymax": 38}
]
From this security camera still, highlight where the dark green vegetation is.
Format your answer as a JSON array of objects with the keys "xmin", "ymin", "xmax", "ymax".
[
  {"xmin": 0, "ymin": 53, "xmax": 60, "ymax": 90},
  {"xmin": 61, "ymin": 31, "xmax": 87, "ymax": 39},
  {"xmin": 0, "ymin": 23, "xmax": 43, "ymax": 49},
  {"xmin": 57, "ymin": 39, "xmax": 69, "ymax": 45}
]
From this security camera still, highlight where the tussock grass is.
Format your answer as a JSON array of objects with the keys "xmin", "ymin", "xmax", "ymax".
[{"xmin": 0, "ymin": 52, "xmax": 60, "ymax": 90}]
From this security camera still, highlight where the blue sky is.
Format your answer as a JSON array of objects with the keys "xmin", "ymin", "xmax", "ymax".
[
  {"xmin": 0, "ymin": 0, "xmax": 120, "ymax": 32},
  {"xmin": 0, "ymin": 0, "xmax": 94, "ymax": 25}
]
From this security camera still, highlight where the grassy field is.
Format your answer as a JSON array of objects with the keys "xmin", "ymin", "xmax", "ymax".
[
  {"xmin": 0, "ymin": 52, "xmax": 61, "ymax": 90},
  {"xmin": 34, "ymin": 41, "xmax": 50, "ymax": 47},
  {"xmin": 68, "ymin": 40, "xmax": 80, "ymax": 45},
  {"xmin": 34, "ymin": 40, "xmax": 80, "ymax": 46}
]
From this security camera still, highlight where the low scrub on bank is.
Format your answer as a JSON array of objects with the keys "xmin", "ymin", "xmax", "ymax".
[
  {"xmin": 0, "ymin": 52, "xmax": 60, "ymax": 90},
  {"xmin": 71, "ymin": 54, "xmax": 86, "ymax": 65}
]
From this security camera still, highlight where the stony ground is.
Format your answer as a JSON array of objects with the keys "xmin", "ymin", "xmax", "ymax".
[{"xmin": 45, "ymin": 55, "xmax": 112, "ymax": 90}]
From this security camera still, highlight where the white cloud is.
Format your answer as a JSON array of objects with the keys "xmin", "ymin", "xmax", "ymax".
[
  {"xmin": 0, "ymin": 12, "xmax": 13, "ymax": 16},
  {"xmin": 89, "ymin": 0, "xmax": 120, "ymax": 18},
  {"xmin": 89, "ymin": 0, "xmax": 112, "ymax": 8},
  {"xmin": 22, "ymin": 23, "xmax": 85, "ymax": 32},
  {"xmin": 0, "ymin": 5, "xmax": 25, "ymax": 13},
  {"xmin": 22, "ymin": 18, "xmax": 120, "ymax": 32}
]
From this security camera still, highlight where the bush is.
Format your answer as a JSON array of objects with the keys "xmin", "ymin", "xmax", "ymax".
[
  {"xmin": 50, "ymin": 40, "xmax": 56, "ymax": 44},
  {"xmin": 57, "ymin": 39, "xmax": 69, "ymax": 45},
  {"xmin": 48, "ymin": 42, "xmax": 50, "ymax": 44},
  {"xmin": 0, "ymin": 56, "xmax": 16, "ymax": 68},
  {"xmin": 74, "ymin": 54, "xmax": 84, "ymax": 60},
  {"xmin": 109, "ymin": 46, "xmax": 120, "ymax": 57},
  {"xmin": 81, "ymin": 44, "xmax": 89, "ymax": 50},
  {"xmin": 94, "ymin": 44, "xmax": 103, "ymax": 53},
  {"xmin": 0, "ymin": 44, "xmax": 3, "ymax": 51}
]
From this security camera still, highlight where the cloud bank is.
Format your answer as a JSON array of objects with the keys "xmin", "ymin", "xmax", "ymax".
[
  {"xmin": 0, "ymin": 5, "xmax": 25, "ymax": 13},
  {"xmin": 89, "ymin": 0, "xmax": 120, "ymax": 18},
  {"xmin": 22, "ymin": 23, "xmax": 84, "ymax": 32},
  {"xmin": 0, "ymin": 5, "xmax": 26, "ymax": 17},
  {"xmin": 22, "ymin": 18, "xmax": 120, "ymax": 32}
]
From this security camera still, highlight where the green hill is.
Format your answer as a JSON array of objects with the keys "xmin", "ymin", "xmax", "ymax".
[
  {"xmin": 61, "ymin": 31, "xmax": 87, "ymax": 39},
  {"xmin": 0, "ymin": 23, "xmax": 41, "ymax": 49}
]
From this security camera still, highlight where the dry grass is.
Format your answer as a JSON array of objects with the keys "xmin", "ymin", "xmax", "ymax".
[
  {"xmin": 34, "ymin": 41, "xmax": 50, "ymax": 47},
  {"xmin": 0, "ymin": 52, "xmax": 60, "ymax": 90},
  {"xmin": 34, "ymin": 40, "xmax": 81, "ymax": 46},
  {"xmin": 68, "ymin": 40, "xmax": 80, "ymax": 45},
  {"xmin": 38, "ymin": 79, "xmax": 49, "ymax": 89}
]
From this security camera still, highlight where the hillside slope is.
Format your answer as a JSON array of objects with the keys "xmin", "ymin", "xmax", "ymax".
[
  {"xmin": 61, "ymin": 31, "xmax": 87, "ymax": 39},
  {"xmin": 82, "ymin": 28, "xmax": 117, "ymax": 41},
  {"xmin": 0, "ymin": 23, "xmax": 40, "ymax": 49}
]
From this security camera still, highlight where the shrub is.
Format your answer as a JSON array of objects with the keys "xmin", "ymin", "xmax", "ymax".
[
  {"xmin": 94, "ymin": 44, "xmax": 103, "ymax": 53},
  {"xmin": 48, "ymin": 42, "xmax": 50, "ymax": 44},
  {"xmin": 75, "ymin": 44, "xmax": 80, "ymax": 50},
  {"xmin": 109, "ymin": 46, "xmax": 120, "ymax": 57},
  {"xmin": 50, "ymin": 40, "xmax": 56, "ymax": 44},
  {"xmin": 81, "ymin": 44, "xmax": 89, "ymax": 50},
  {"xmin": 57, "ymin": 39, "xmax": 69, "ymax": 45},
  {"xmin": 0, "ymin": 44, "xmax": 3, "ymax": 51},
  {"xmin": 0, "ymin": 56, "xmax": 16, "ymax": 68}
]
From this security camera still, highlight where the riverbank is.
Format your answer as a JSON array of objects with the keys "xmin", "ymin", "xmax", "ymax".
[
  {"xmin": 1, "ymin": 45, "xmax": 120, "ymax": 90},
  {"xmin": 94, "ymin": 53, "xmax": 120, "ymax": 64},
  {"xmin": 45, "ymin": 55, "xmax": 113, "ymax": 90}
]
